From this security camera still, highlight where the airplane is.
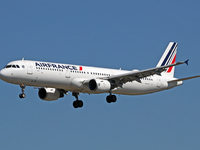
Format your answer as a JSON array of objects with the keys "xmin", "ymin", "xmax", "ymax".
[{"xmin": 0, "ymin": 42, "xmax": 200, "ymax": 109}]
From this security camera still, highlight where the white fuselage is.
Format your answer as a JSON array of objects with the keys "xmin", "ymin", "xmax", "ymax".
[{"xmin": 0, "ymin": 60, "xmax": 182, "ymax": 95}]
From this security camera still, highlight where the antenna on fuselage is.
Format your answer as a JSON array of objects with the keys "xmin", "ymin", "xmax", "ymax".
[{"xmin": 22, "ymin": 58, "xmax": 24, "ymax": 61}]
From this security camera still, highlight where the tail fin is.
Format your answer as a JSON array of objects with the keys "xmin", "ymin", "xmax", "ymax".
[{"xmin": 156, "ymin": 42, "xmax": 178, "ymax": 78}]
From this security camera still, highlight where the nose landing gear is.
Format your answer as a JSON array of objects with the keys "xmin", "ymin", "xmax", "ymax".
[{"xmin": 19, "ymin": 84, "xmax": 26, "ymax": 99}]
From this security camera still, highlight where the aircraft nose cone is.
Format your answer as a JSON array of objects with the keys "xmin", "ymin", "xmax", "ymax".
[
  {"xmin": 0, "ymin": 69, "xmax": 9, "ymax": 81},
  {"xmin": 0, "ymin": 70, "xmax": 2, "ymax": 79}
]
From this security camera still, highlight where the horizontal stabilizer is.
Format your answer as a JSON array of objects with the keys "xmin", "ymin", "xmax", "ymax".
[
  {"xmin": 185, "ymin": 59, "xmax": 189, "ymax": 65},
  {"xmin": 168, "ymin": 75, "xmax": 200, "ymax": 83}
]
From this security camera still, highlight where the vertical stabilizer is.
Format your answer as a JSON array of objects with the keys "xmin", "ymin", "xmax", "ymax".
[{"xmin": 156, "ymin": 42, "xmax": 178, "ymax": 78}]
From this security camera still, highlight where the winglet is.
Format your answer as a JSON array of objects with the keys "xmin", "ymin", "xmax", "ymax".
[{"xmin": 185, "ymin": 59, "xmax": 189, "ymax": 65}]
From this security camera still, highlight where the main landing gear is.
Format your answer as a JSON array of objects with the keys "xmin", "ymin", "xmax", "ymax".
[
  {"xmin": 72, "ymin": 92, "xmax": 83, "ymax": 108},
  {"xmin": 71, "ymin": 92, "xmax": 117, "ymax": 108},
  {"xmin": 106, "ymin": 90, "xmax": 117, "ymax": 103},
  {"xmin": 19, "ymin": 84, "xmax": 26, "ymax": 99}
]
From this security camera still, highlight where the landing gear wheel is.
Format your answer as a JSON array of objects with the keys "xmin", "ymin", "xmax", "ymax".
[
  {"xmin": 73, "ymin": 101, "xmax": 79, "ymax": 108},
  {"xmin": 78, "ymin": 100, "xmax": 83, "ymax": 108},
  {"xmin": 73, "ymin": 100, "xmax": 83, "ymax": 108},
  {"xmin": 106, "ymin": 95, "xmax": 112, "ymax": 103},
  {"xmin": 111, "ymin": 95, "xmax": 117, "ymax": 102},
  {"xmin": 19, "ymin": 93, "xmax": 26, "ymax": 99}
]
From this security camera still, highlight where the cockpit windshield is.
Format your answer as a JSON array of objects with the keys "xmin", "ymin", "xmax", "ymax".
[{"xmin": 4, "ymin": 64, "xmax": 20, "ymax": 68}]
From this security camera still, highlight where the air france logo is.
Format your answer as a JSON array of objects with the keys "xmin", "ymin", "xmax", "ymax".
[{"xmin": 35, "ymin": 62, "xmax": 79, "ymax": 70}]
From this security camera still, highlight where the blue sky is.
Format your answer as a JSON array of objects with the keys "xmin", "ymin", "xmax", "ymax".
[{"xmin": 0, "ymin": 0, "xmax": 200, "ymax": 149}]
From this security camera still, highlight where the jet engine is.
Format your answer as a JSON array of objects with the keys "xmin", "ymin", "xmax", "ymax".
[
  {"xmin": 38, "ymin": 88, "xmax": 63, "ymax": 101},
  {"xmin": 89, "ymin": 79, "xmax": 111, "ymax": 93}
]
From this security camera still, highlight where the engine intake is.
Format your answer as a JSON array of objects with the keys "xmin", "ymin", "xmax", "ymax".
[
  {"xmin": 89, "ymin": 79, "xmax": 111, "ymax": 93},
  {"xmin": 38, "ymin": 88, "xmax": 63, "ymax": 101}
]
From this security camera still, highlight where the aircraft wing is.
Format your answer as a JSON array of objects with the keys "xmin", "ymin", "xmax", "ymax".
[{"xmin": 100, "ymin": 60, "xmax": 188, "ymax": 88}]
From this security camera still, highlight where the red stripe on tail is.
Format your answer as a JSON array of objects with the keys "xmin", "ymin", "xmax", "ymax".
[{"xmin": 167, "ymin": 54, "xmax": 176, "ymax": 73}]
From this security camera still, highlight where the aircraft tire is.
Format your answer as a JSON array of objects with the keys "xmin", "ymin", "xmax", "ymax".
[
  {"xmin": 19, "ymin": 93, "xmax": 26, "ymax": 99},
  {"xmin": 73, "ymin": 101, "xmax": 78, "ymax": 108},
  {"xmin": 106, "ymin": 95, "xmax": 112, "ymax": 103},
  {"xmin": 111, "ymin": 95, "xmax": 117, "ymax": 102},
  {"xmin": 78, "ymin": 100, "xmax": 83, "ymax": 108}
]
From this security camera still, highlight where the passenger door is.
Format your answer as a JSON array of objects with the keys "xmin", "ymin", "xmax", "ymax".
[
  {"xmin": 24, "ymin": 62, "xmax": 33, "ymax": 75},
  {"xmin": 65, "ymin": 69, "xmax": 70, "ymax": 78}
]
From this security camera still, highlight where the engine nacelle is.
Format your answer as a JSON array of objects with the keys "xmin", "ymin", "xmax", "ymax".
[
  {"xmin": 38, "ymin": 88, "xmax": 63, "ymax": 101},
  {"xmin": 89, "ymin": 79, "xmax": 111, "ymax": 93}
]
